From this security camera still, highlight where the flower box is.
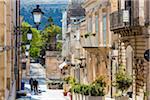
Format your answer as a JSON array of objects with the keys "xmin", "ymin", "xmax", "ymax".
[
  {"xmin": 79, "ymin": 94, "xmax": 83, "ymax": 100},
  {"xmin": 77, "ymin": 93, "xmax": 80, "ymax": 100},
  {"xmin": 72, "ymin": 92, "xmax": 77, "ymax": 100},
  {"xmin": 86, "ymin": 96, "xmax": 105, "ymax": 100},
  {"xmin": 115, "ymin": 96, "xmax": 129, "ymax": 100},
  {"xmin": 82, "ymin": 95, "xmax": 86, "ymax": 100}
]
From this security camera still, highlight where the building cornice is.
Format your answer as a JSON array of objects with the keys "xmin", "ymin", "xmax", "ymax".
[{"xmin": 82, "ymin": 0, "xmax": 97, "ymax": 8}]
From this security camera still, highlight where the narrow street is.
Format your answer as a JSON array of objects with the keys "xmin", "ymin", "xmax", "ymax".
[
  {"xmin": 19, "ymin": 63, "xmax": 69, "ymax": 100},
  {"xmin": 0, "ymin": 0, "xmax": 150, "ymax": 100}
]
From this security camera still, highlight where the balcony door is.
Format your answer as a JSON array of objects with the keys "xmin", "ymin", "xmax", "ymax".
[{"xmin": 102, "ymin": 15, "xmax": 107, "ymax": 46}]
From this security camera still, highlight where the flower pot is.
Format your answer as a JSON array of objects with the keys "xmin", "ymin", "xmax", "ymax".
[
  {"xmin": 79, "ymin": 94, "xmax": 82, "ymax": 100},
  {"xmin": 63, "ymin": 92, "xmax": 67, "ymax": 96},
  {"xmin": 74, "ymin": 93, "xmax": 78, "ymax": 100},
  {"xmin": 76, "ymin": 93, "xmax": 80, "ymax": 100},
  {"xmin": 72, "ymin": 92, "xmax": 77, "ymax": 100},
  {"xmin": 115, "ymin": 96, "xmax": 129, "ymax": 100},
  {"xmin": 86, "ymin": 96, "xmax": 105, "ymax": 100},
  {"xmin": 82, "ymin": 95, "xmax": 88, "ymax": 100}
]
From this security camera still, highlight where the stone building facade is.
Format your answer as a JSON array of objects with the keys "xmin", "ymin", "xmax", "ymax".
[
  {"xmin": 81, "ymin": 0, "xmax": 114, "ymax": 95},
  {"xmin": 46, "ymin": 51, "xmax": 62, "ymax": 79},
  {"xmin": 62, "ymin": 0, "xmax": 118, "ymax": 97},
  {"xmin": 110, "ymin": 0, "xmax": 150, "ymax": 99},
  {"xmin": 61, "ymin": 0, "xmax": 86, "ymax": 83},
  {"xmin": 0, "ymin": 0, "xmax": 19, "ymax": 99}
]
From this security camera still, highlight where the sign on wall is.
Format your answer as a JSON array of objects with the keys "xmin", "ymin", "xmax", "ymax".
[
  {"xmin": 144, "ymin": 49, "xmax": 150, "ymax": 62},
  {"xmin": 123, "ymin": 10, "xmax": 129, "ymax": 22}
]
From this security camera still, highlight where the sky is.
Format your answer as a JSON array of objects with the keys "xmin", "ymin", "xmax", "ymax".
[{"xmin": 21, "ymin": 0, "xmax": 68, "ymax": 5}]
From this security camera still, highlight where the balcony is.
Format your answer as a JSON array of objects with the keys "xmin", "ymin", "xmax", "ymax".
[
  {"xmin": 80, "ymin": 33, "xmax": 99, "ymax": 48},
  {"xmin": 110, "ymin": 10, "xmax": 130, "ymax": 31}
]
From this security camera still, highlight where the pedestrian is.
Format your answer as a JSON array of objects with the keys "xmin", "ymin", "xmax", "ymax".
[
  {"xmin": 33, "ymin": 79, "xmax": 39, "ymax": 94},
  {"xmin": 29, "ymin": 78, "xmax": 33, "ymax": 92},
  {"xmin": 35, "ymin": 80, "xmax": 39, "ymax": 94},
  {"xmin": 33, "ymin": 79, "xmax": 36, "ymax": 93}
]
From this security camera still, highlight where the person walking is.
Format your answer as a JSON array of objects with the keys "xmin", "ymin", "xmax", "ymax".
[
  {"xmin": 35, "ymin": 80, "xmax": 39, "ymax": 94},
  {"xmin": 33, "ymin": 79, "xmax": 39, "ymax": 94},
  {"xmin": 29, "ymin": 78, "xmax": 33, "ymax": 92},
  {"xmin": 33, "ymin": 79, "xmax": 36, "ymax": 94}
]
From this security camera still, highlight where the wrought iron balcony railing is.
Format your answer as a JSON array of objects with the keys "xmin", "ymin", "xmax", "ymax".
[{"xmin": 110, "ymin": 10, "xmax": 130, "ymax": 30}]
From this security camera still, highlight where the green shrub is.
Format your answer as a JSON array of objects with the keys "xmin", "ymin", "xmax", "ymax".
[
  {"xmin": 73, "ymin": 84, "xmax": 82, "ymax": 94},
  {"xmin": 114, "ymin": 65, "xmax": 133, "ymax": 95},
  {"xmin": 89, "ymin": 84, "xmax": 105, "ymax": 96},
  {"xmin": 70, "ymin": 76, "xmax": 106, "ymax": 96},
  {"xmin": 92, "ymin": 76, "xmax": 106, "ymax": 87},
  {"xmin": 63, "ymin": 76, "xmax": 76, "ymax": 85},
  {"xmin": 81, "ymin": 84, "xmax": 90, "ymax": 95},
  {"xmin": 89, "ymin": 76, "xmax": 106, "ymax": 96},
  {"xmin": 84, "ymin": 32, "xmax": 91, "ymax": 38}
]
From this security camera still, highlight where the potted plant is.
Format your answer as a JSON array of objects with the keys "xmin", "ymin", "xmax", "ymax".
[
  {"xmin": 71, "ymin": 84, "xmax": 80, "ymax": 100},
  {"xmin": 84, "ymin": 33, "xmax": 91, "ymax": 38},
  {"xmin": 80, "ymin": 35, "xmax": 84, "ymax": 38},
  {"xmin": 114, "ymin": 65, "xmax": 133, "ymax": 100},
  {"xmin": 92, "ymin": 33, "xmax": 96, "ymax": 36},
  {"xmin": 81, "ymin": 84, "xmax": 90, "ymax": 100},
  {"xmin": 70, "ymin": 85, "xmax": 76, "ymax": 100},
  {"xmin": 87, "ymin": 76, "xmax": 106, "ymax": 100},
  {"xmin": 75, "ymin": 84, "xmax": 82, "ymax": 100},
  {"xmin": 63, "ymin": 76, "xmax": 76, "ymax": 94},
  {"xmin": 63, "ymin": 76, "xmax": 76, "ymax": 85},
  {"xmin": 63, "ymin": 86, "xmax": 68, "ymax": 96}
]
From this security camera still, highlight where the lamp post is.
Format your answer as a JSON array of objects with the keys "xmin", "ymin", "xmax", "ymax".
[
  {"xmin": 110, "ymin": 48, "xmax": 118, "ymax": 98},
  {"xmin": 27, "ymin": 28, "xmax": 33, "ymax": 40},
  {"xmin": 26, "ymin": 44, "xmax": 30, "ymax": 50},
  {"xmin": 26, "ymin": 28, "xmax": 33, "ymax": 78},
  {"xmin": 31, "ymin": 5, "xmax": 44, "ymax": 30}
]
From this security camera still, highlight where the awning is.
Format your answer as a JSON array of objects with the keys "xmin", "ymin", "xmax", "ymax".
[{"xmin": 58, "ymin": 62, "xmax": 68, "ymax": 69}]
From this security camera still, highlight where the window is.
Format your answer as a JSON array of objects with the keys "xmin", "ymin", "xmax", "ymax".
[
  {"xmin": 95, "ymin": 15, "xmax": 99, "ymax": 33},
  {"xmin": 88, "ymin": 17, "xmax": 92, "ymax": 32},
  {"xmin": 102, "ymin": 15, "xmax": 107, "ymax": 46}
]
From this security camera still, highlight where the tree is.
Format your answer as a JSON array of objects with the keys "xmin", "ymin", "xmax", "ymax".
[
  {"xmin": 48, "ymin": 16, "xmax": 54, "ymax": 26},
  {"xmin": 29, "ymin": 28, "xmax": 43, "ymax": 58},
  {"xmin": 41, "ymin": 17, "xmax": 62, "ymax": 51},
  {"xmin": 21, "ymin": 22, "xmax": 42, "ymax": 58}
]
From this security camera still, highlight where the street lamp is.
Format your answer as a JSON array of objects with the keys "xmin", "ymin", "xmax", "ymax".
[
  {"xmin": 26, "ymin": 27, "xmax": 33, "ymax": 78},
  {"xmin": 26, "ymin": 44, "xmax": 30, "ymax": 50},
  {"xmin": 27, "ymin": 28, "xmax": 32, "ymax": 41},
  {"xmin": 31, "ymin": 5, "xmax": 44, "ymax": 29},
  {"xmin": 25, "ymin": 51, "xmax": 29, "ymax": 56}
]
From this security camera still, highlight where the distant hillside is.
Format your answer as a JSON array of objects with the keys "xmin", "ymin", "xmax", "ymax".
[
  {"xmin": 21, "ymin": 3, "xmax": 68, "ymax": 30},
  {"xmin": 21, "ymin": 0, "xmax": 68, "ymax": 5}
]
